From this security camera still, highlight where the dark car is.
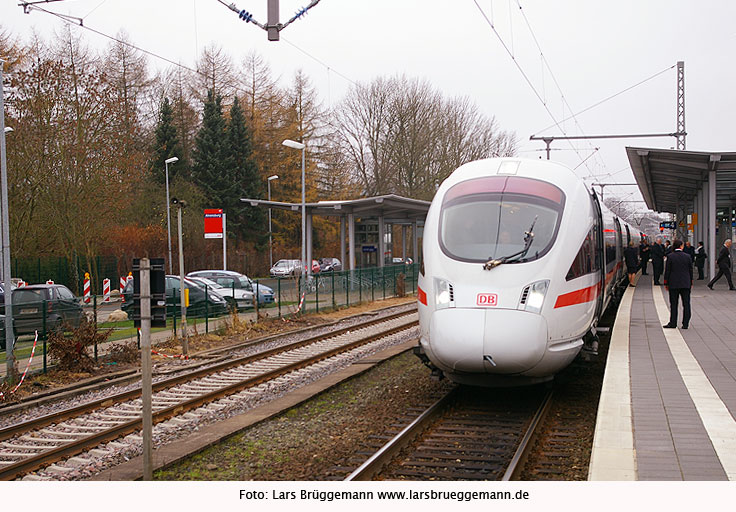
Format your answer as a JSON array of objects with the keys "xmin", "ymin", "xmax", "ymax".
[
  {"xmin": 318, "ymin": 258, "xmax": 342, "ymax": 272},
  {"xmin": 12, "ymin": 284, "xmax": 84, "ymax": 335},
  {"xmin": 121, "ymin": 275, "xmax": 228, "ymax": 318}
]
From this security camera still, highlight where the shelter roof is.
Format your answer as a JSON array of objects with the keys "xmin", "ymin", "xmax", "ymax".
[
  {"xmin": 627, "ymin": 147, "xmax": 736, "ymax": 213},
  {"xmin": 240, "ymin": 194, "xmax": 430, "ymax": 223}
]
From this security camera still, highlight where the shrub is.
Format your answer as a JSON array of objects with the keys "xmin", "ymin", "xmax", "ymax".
[{"xmin": 47, "ymin": 318, "xmax": 113, "ymax": 372}]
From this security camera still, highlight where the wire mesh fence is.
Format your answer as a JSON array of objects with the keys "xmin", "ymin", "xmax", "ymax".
[{"xmin": 0, "ymin": 263, "xmax": 419, "ymax": 377}]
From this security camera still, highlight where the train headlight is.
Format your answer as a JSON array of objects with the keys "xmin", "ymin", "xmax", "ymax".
[
  {"xmin": 434, "ymin": 278, "xmax": 455, "ymax": 309},
  {"xmin": 521, "ymin": 279, "xmax": 549, "ymax": 314}
]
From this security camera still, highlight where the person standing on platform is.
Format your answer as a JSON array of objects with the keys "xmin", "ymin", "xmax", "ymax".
[
  {"xmin": 664, "ymin": 240, "xmax": 672, "ymax": 256},
  {"xmin": 651, "ymin": 237, "xmax": 665, "ymax": 285},
  {"xmin": 694, "ymin": 241, "xmax": 707, "ymax": 280},
  {"xmin": 663, "ymin": 239, "xmax": 693, "ymax": 329},
  {"xmin": 684, "ymin": 241, "xmax": 696, "ymax": 264},
  {"xmin": 639, "ymin": 240, "xmax": 650, "ymax": 275},
  {"xmin": 707, "ymin": 239, "xmax": 735, "ymax": 290},
  {"xmin": 624, "ymin": 241, "xmax": 639, "ymax": 287}
]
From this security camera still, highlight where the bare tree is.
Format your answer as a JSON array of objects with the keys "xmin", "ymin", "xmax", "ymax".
[{"xmin": 334, "ymin": 75, "xmax": 518, "ymax": 200}]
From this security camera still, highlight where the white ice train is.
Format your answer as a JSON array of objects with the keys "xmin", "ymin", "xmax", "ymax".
[{"xmin": 415, "ymin": 158, "xmax": 646, "ymax": 386}]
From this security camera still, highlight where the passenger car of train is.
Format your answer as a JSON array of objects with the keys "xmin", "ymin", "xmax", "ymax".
[{"xmin": 415, "ymin": 158, "xmax": 645, "ymax": 386}]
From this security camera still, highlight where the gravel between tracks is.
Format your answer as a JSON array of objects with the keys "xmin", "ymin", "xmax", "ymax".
[{"xmin": 155, "ymin": 351, "xmax": 454, "ymax": 481}]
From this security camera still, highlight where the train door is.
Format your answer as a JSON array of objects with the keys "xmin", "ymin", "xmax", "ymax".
[
  {"xmin": 614, "ymin": 218, "xmax": 624, "ymax": 282},
  {"xmin": 591, "ymin": 192, "xmax": 606, "ymax": 320}
]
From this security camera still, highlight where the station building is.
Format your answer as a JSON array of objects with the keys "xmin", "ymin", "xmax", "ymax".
[{"xmin": 241, "ymin": 194, "xmax": 430, "ymax": 271}]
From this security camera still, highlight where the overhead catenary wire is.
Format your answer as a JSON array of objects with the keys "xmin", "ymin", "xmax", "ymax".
[
  {"xmin": 532, "ymin": 64, "xmax": 677, "ymax": 135},
  {"xmin": 472, "ymin": 0, "xmax": 596, "ymax": 179},
  {"xmin": 17, "ymin": 0, "xmax": 357, "ymax": 97}
]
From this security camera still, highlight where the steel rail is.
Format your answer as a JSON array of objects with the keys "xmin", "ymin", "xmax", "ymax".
[
  {"xmin": 0, "ymin": 318, "xmax": 418, "ymax": 480},
  {"xmin": 501, "ymin": 388, "xmax": 554, "ymax": 481},
  {"xmin": 345, "ymin": 387, "xmax": 458, "ymax": 481},
  {"xmin": 0, "ymin": 311, "xmax": 415, "ymax": 443}
]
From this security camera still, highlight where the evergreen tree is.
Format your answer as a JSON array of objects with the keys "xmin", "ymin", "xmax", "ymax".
[
  {"xmin": 150, "ymin": 97, "xmax": 186, "ymax": 183},
  {"xmin": 226, "ymin": 96, "xmax": 266, "ymax": 244},
  {"xmin": 191, "ymin": 90, "xmax": 240, "ymax": 224}
]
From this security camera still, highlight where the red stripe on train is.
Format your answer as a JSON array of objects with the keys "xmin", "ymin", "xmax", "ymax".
[
  {"xmin": 418, "ymin": 286, "xmax": 427, "ymax": 306},
  {"xmin": 554, "ymin": 283, "xmax": 600, "ymax": 308}
]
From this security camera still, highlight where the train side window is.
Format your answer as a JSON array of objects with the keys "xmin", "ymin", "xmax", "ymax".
[{"xmin": 566, "ymin": 229, "xmax": 597, "ymax": 280}]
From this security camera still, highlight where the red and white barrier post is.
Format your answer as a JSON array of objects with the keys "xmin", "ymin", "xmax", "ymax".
[
  {"xmin": 120, "ymin": 276, "xmax": 126, "ymax": 294},
  {"xmin": 102, "ymin": 278, "xmax": 111, "ymax": 303},
  {"xmin": 17, "ymin": 280, "xmax": 26, "ymax": 288},
  {"xmin": 46, "ymin": 280, "xmax": 54, "ymax": 285},
  {"xmin": 83, "ymin": 272, "xmax": 91, "ymax": 304}
]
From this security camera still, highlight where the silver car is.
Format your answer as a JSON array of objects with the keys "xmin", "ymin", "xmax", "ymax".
[
  {"xmin": 269, "ymin": 259, "xmax": 302, "ymax": 277},
  {"xmin": 186, "ymin": 275, "xmax": 254, "ymax": 311}
]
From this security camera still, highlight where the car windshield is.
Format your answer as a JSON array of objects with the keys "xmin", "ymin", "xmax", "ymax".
[
  {"xmin": 439, "ymin": 176, "xmax": 565, "ymax": 263},
  {"xmin": 275, "ymin": 261, "xmax": 289, "ymax": 268}
]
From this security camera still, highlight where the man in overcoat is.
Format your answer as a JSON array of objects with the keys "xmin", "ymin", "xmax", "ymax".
[
  {"xmin": 663, "ymin": 239, "xmax": 693, "ymax": 329},
  {"xmin": 707, "ymin": 239, "xmax": 734, "ymax": 290}
]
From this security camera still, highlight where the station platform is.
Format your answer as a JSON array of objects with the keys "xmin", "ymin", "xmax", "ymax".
[{"xmin": 589, "ymin": 274, "xmax": 736, "ymax": 480}]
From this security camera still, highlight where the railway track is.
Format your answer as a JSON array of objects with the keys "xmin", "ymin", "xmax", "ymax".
[
  {"xmin": 0, "ymin": 311, "xmax": 418, "ymax": 480},
  {"xmin": 345, "ymin": 385, "xmax": 552, "ymax": 481}
]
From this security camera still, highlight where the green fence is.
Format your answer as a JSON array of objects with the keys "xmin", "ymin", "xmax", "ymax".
[
  {"xmin": 12, "ymin": 255, "xmax": 120, "ymax": 295},
  {"xmin": 0, "ymin": 263, "xmax": 419, "ymax": 378}
]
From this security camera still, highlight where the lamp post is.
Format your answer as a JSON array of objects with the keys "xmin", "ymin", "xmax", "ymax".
[
  {"xmin": 282, "ymin": 140, "xmax": 306, "ymax": 276},
  {"xmin": 164, "ymin": 156, "xmax": 179, "ymax": 274},
  {"xmin": 1, "ymin": 64, "xmax": 16, "ymax": 382},
  {"xmin": 171, "ymin": 197, "xmax": 188, "ymax": 356},
  {"xmin": 267, "ymin": 174, "xmax": 279, "ymax": 268}
]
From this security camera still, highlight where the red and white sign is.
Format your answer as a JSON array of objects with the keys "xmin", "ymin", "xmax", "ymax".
[
  {"xmin": 476, "ymin": 293, "xmax": 498, "ymax": 306},
  {"xmin": 204, "ymin": 208, "xmax": 223, "ymax": 239}
]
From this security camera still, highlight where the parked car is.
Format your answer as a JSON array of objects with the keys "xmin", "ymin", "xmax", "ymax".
[
  {"xmin": 318, "ymin": 258, "xmax": 342, "ymax": 272},
  {"xmin": 392, "ymin": 257, "xmax": 413, "ymax": 265},
  {"xmin": 121, "ymin": 275, "xmax": 228, "ymax": 318},
  {"xmin": 186, "ymin": 275, "xmax": 254, "ymax": 311},
  {"xmin": 0, "ymin": 281, "xmax": 18, "ymax": 314},
  {"xmin": 12, "ymin": 284, "xmax": 84, "ymax": 335},
  {"xmin": 0, "ymin": 314, "xmax": 8, "ymax": 350},
  {"xmin": 270, "ymin": 259, "xmax": 302, "ymax": 277},
  {"xmin": 187, "ymin": 270, "xmax": 274, "ymax": 306}
]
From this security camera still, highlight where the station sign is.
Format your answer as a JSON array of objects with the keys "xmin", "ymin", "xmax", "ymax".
[
  {"xmin": 659, "ymin": 221, "xmax": 676, "ymax": 230},
  {"xmin": 362, "ymin": 245, "xmax": 377, "ymax": 253},
  {"xmin": 204, "ymin": 209, "xmax": 223, "ymax": 239}
]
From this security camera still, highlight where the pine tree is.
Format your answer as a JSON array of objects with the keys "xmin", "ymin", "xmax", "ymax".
[
  {"xmin": 226, "ymin": 96, "xmax": 266, "ymax": 244},
  {"xmin": 191, "ymin": 90, "xmax": 239, "ymax": 222},
  {"xmin": 150, "ymin": 97, "xmax": 186, "ymax": 183}
]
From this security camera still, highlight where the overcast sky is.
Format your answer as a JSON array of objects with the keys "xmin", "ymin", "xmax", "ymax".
[{"xmin": 3, "ymin": 0, "xmax": 736, "ymax": 210}]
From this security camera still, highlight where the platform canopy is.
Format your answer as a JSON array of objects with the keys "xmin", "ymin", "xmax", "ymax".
[
  {"xmin": 241, "ymin": 194, "xmax": 430, "ymax": 223},
  {"xmin": 627, "ymin": 146, "xmax": 736, "ymax": 213}
]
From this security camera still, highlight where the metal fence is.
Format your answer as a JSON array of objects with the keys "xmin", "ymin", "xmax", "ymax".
[{"xmin": 0, "ymin": 263, "xmax": 419, "ymax": 376}]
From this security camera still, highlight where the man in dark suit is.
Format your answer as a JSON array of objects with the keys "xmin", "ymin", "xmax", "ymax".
[
  {"xmin": 639, "ymin": 241, "xmax": 650, "ymax": 275},
  {"xmin": 707, "ymin": 239, "xmax": 734, "ymax": 290},
  {"xmin": 694, "ymin": 241, "xmax": 707, "ymax": 280},
  {"xmin": 663, "ymin": 239, "xmax": 693, "ymax": 329},
  {"xmin": 651, "ymin": 237, "xmax": 665, "ymax": 285}
]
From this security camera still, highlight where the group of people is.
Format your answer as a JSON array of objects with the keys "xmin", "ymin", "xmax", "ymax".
[{"xmin": 623, "ymin": 236, "xmax": 734, "ymax": 330}]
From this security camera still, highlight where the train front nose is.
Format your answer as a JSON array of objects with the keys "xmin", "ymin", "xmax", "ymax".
[{"xmin": 429, "ymin": 308, "xmax": 548, "ymax": 374}]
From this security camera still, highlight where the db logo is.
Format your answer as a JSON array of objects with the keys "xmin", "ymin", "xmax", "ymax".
[{"xmin": 476, "ymin": 293, "xmax": 498, "ymax": 306}]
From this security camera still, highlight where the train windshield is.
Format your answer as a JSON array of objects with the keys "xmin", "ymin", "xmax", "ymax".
[{"xmin": 439, "ymin": 176, "xmax": 565, "ymax": 263}]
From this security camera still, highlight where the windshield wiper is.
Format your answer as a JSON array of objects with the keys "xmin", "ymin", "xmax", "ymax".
[{"xmin": 483, "ymin": 216, "xmax": 538, "ymax": 270}]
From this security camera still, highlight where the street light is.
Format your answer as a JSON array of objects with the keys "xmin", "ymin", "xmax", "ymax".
[
  {"xmin": 164, "ymin": 156, "xmax": 179, "ymax": 274},
  {"xmin": 267, "ymin": 175, "xmax": 279, "ymax": 268},
  {"xmin": 282, "ymin": 139, "xmax": 306, "ymax": 276},
  {"xmin": 171, "ymin": 196, "xmax": 189, "ymax": 356},
  {"xmin": 0, "ymin": 69, "xmax": 15, "ymax": 381}
]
